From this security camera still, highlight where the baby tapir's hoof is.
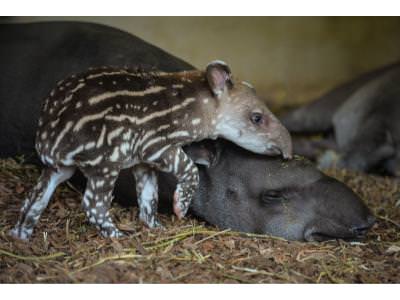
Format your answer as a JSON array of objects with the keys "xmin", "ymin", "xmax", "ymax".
[{"xmin": 9, "ymin": 226, "xmax": 32, "ymax": 241}]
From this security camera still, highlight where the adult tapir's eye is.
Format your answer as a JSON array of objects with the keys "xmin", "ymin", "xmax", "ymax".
[
  {"xmin": 250, "ymin": 112, "xmax": 263, "ymax": 125},
  {"xmin": 260, "ymin": 190, "xmax": 284, "ymax": 204}
]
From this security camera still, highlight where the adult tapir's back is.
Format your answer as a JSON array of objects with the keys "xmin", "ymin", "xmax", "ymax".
[{"xmin": 0, "ymin": 21, "xmax": 194, "ymax": 158}]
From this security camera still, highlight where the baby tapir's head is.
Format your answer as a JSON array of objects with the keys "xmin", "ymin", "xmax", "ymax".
[{"xmin": 206, "ymin": 60, "xmax": 292, "ymax": 159}]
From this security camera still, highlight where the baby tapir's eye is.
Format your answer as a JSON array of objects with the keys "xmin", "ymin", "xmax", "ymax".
[
  {"xmin": 250, "ymin": 112, "xmax": 263, "ymax": 125},
  {"xmin": 260, "ymin": 190, "xmax": 284, "ymax": 204}
]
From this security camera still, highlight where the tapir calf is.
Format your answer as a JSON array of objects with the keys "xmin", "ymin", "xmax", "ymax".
[
  {"xmin": 282, "ymin": 62, "xmax": 400, "ymax": 176},
  {"xmin": 0, "ymin": 21, "xmax": 374, "ymax": 241}
]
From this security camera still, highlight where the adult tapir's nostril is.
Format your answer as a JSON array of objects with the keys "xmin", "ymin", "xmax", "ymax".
[{"xmin": 351, "ymin": 215, "xmax": 376, "ymax": 237}]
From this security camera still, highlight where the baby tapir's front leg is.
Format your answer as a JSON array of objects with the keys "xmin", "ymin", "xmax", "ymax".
[
  {"xmin": 146, "ymin": 146, "xmax": 199, "ymax": 219},
  {"xmin": 132, "ymin": 165, "xmax": 161, "ymax": 228}
]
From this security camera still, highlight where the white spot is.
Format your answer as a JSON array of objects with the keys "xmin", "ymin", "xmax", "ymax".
[
  {"xmin": 51, "ymin": 119, "xmax": 60, "ymax": 128},
  {"xmin": 41, "ymin": 131, "xmax": 47, "ymax": 140},
  {"xmin": 203, "ymin": 98, "xmax": 209, "ymax": 104},
  {"xmin": 112, "ymin": 81, "xmax": 116, "ymax": 85},
  {"xmin": 192, "ymin": 118, "xmax": 201, "ymax": 125},
  {"xmin": 172, "ymin": 84, "xmax": 184, "ymax": 89},
  {"xmin": 173, "ymin": 120, "xmax": 179, "ymax": 125},
  {"xmin": 96, "ymin": 180, "xmax": 105, "ymax": 188},
  {"xmin": 152, "ymin": 101, "xmax": 158, "ymax": 106},
  {"xmin": 75, "ymin": 102, "xmax": 82, "ymax": 109}
]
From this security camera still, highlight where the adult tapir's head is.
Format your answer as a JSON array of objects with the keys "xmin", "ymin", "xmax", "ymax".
[
  {"xmin": 205, "ymin": 61, "xmax": 292, "ymax": 159},
  {"xmin": 183, "ymin": 139, "xmax": 375, "ymax": 241}
]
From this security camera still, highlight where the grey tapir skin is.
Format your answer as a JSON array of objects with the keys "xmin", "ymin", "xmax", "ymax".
[
  {"xmin": 281, "ymin": 62, "xmax": 400, "ymax": 176},
  {"xmin": 0, "ymin": 21, "xmax": 375, "ymax": 240}
]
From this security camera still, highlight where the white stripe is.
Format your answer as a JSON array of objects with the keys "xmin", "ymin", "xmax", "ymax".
[
  {"xmin": 88, "ymin": 86, "xmax": 166, "ymax": 105},
  {"xmin": 142, "ymin": 136, "xmax": 165, "ymax": 152},
  {"xmin": 51, "ymin": 121, "xmax": 73, "ymax": 155},
  {"xmin": 140, "ymin": 124, "xmax": 170, "ymax": 145},
  {"xmin": 84, "ymin": 141, "xmax": 96, "ymax": 150},
  {"xmin": 61, "ymin": 83, "xmax": 85, "ymax": 104},
  {"xmin": 84, "ymin": 155, "xmax": 103, "ymax": 166},
  {"xmin": 86, "ymin": 71, "xmax": 130, "ymax": 79},
  {"xmin": 57, "ymin": 106, "xmax": 67, "ymax": 117},
  {"xmin": 105, "ymin": 97, "xmax": 196, "ymax": 125},
  {"xmin": 174, "ymin": 154, "xmax": 180, "ymax": 173},
  {"xmin": 107, "ymin": 126, "xmax": 125, "ymax": 145},
  {"xmin": 147, "ymin": 145, "xmax": 171, "ymax": 162},
  {"xmin": 96, "ymin": 125, "xmax": 107, "ymax": 148},
  {"xmin": 62, "ymin": 145, "xmax": 84, "ymax": 165},
  {"xmin": 73, "ymin": 107, "xmax": 113, "ymax": 132},
  {"xmin": 167, "ymin": 131, "xmax": 190, "ymax": 139}
]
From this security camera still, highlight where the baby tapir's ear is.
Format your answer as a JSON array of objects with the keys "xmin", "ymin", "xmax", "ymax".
[
  {"xmin": 206, "ymin": 60, "xmax": 233, "ymax": 97},
  {"xmin": 184, "ymin": 140, "xmax": 221, "ymax": 168}
]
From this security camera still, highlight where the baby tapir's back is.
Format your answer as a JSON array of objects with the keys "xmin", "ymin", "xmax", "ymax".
[{"xmin": 36, "ymin": 67, "xmax": 207, "ymax": 168}]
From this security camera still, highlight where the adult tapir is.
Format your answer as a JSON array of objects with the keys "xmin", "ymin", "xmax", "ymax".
[
  {"xmin": 281, "ymin": 62, "xmax": 400, "ymax": 176},
  {"xmin": 0, "ymin": 21, "xmax": 375, "ymax": 241}
]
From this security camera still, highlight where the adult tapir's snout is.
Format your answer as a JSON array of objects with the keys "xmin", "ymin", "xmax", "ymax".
[{"xmin": 298, "ymin": 177, "xmax": 376, "ymax": 242}]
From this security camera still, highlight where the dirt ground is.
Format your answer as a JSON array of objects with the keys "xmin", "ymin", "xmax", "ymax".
[{"xmin": 0, "ymin": 157, "xmax": 399, "ymax": 283}]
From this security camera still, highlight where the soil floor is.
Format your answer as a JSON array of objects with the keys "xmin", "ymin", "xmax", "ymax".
[{"xmin": 0, "ymin": 158, "xmax": 399, "ymax": 283}]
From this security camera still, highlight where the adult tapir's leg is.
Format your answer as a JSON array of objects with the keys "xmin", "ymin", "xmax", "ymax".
[
  {"xmin": 10, "ymin": 166, "xmax": 75, "ymax": 240},
  {"xmin": 336, "ymin": 127, "xmax": 395, "ymax": 172}
]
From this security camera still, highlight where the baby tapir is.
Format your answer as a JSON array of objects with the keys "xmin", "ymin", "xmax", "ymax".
[{"xmin": 11, "ymin": 62, "xmax": 292, "ymax": 239}]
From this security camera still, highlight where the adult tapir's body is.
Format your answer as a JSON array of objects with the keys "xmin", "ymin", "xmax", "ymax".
[
  {"xmin": 0, "ymin": 21, "xmax": 374, "ymax": 241},
  {"xmin": 281, "ymin": 62, "xmax": 400, "ymax": 175},
  {"xmin": 0, "ymin": 21, "xmax": 193, "ymax": 159}
]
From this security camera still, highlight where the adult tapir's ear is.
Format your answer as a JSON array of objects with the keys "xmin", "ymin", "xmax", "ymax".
[
  {"xmin": 206, "ymin": 60, "xmax": 233, "ymax": 97},
  {"xmin": 185, "ymin": 140, "xmax": 221, "ymax": 168}
]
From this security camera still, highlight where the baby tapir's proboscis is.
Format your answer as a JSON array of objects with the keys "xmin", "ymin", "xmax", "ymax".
[{"xmin": 10, "ymin": 61, "xmax": 292, "ymax": 239}]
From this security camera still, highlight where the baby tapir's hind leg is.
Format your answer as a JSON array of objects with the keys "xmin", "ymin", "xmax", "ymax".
[
  {"xmin": 80, "ymin": 167, "xmax": 123, "ymax": 238},
  {"xmin": 132, "ymin": 165, "xmax": 161, "ymax": 228},
  {"xmin": 10, "ymin": 166, "xmax": 75, "ymax": 240}
]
